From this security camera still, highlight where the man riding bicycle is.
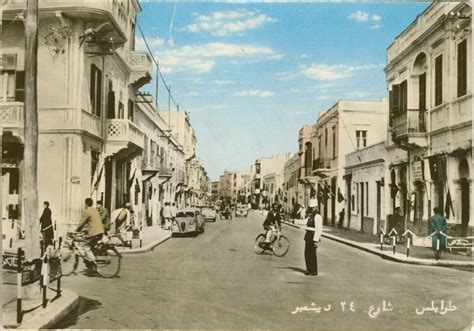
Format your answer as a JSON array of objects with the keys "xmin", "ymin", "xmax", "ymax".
[
  {"xmin": 259, "ymin": 203, "xmax": 282, "ymax": 248},
  {"xmin": 76, "ymin": 198, "xmax": 105, "ymax": 270}
]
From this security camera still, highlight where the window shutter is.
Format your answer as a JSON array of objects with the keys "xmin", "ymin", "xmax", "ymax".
[
  {"xmin": 457, "ymin": 40, "xmax": 467, "ymax": 97},
  {"xmin": 15, "ymin": 71, "xmax": 25, "ymax": 102},
  {"xmin": 435, "ymin": 55, "xmax": 443, "ymax": 106},
  {"xmin": 392, "ymin": 84, "xmax": 400, "ymax": 115}
]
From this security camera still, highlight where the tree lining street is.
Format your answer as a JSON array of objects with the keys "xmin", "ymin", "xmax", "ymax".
[{"xmin": 54, "ymin": 212, "xmax": 473, "ymax": 329}]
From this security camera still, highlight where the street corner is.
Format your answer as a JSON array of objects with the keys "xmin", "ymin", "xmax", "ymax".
[{"xmin": 3, "ymin": 289, "xmax": 79, "ymax": 330}]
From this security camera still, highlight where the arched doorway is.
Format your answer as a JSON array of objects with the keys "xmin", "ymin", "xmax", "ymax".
[{"xmin": 459, "ymin": 158, "xmax": 470, "ymax": 236}]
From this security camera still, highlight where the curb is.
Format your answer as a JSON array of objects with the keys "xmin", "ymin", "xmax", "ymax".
[
  {"xmin": 16, "ymin": 289, "xmax": 80, "ymax": 330},
  {"xmin": 274, "ymin": 217, "xmax": 473, "ymax": 268},
  {"xmin": 117, "ymin": 234, "xmax": 172, "ymax": 255}
]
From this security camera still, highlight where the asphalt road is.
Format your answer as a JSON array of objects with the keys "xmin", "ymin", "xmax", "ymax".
[{"xmin": 55, "ymin": 211, "xmax": 473, "ymax": 330}]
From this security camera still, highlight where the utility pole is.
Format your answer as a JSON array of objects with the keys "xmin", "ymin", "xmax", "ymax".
[{"xmin": 23, "ymin": 0, "xmax": 40, "ymax": 260}]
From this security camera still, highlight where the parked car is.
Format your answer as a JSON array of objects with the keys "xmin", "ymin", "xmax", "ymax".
[
  {"xmin": 199, "ymin": 205, "xmax": 218, "ymax": 222},
  {"xmin": 235, "ymin": 203, "xmax": 248, "ymax": 218},
  {"xmin": 171, "ymin": 208, "xmax": 205, "ymax": 236}
]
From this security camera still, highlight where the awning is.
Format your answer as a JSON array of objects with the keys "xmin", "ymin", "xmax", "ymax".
[{"xmin": 142, "ymin": 169, "xmax": 159, "ymax": 182}]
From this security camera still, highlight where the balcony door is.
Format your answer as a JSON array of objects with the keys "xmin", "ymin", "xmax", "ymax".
[{"xmin": 418, "ymin": 73, "xmax": 426, "ymax": 131}]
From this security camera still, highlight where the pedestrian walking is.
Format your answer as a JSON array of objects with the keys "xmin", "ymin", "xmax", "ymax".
[
  {"xmin": 96, "ymin": 200, "xmax": 110, "ymax": 233},
  {"xmin": 430, "ymin": 207, "xmax": 448, "ymax": 255},
  {"xmin": 39, "ymin": 201, "xmax": 54, "ymax": 247},
  {"xmin": 111, "ymin": 203, "xmax": 132, "ymax": 233},
  {"xmin": 304, "ymin": 199, "xmax": 322, "ymax": 276},
  {"xmin": 162, "ymin": 202, "xmax": 173, "ymax": 230}
]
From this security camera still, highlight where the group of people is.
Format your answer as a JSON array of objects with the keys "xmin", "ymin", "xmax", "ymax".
[{"xmin": 261, "ymin": 200, "xmax": 322, "ymax": 276}]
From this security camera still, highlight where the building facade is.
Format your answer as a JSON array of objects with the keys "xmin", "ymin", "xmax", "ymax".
[
  {"xmin": 344, "ymin": 141, "xmax": 386, "ymax": 234},
  {"xmin": 282, "ymin": 153, "xmax": 300, "ymax": 214},
  {"xmin": 298, "ymin": 99, "xmax": 388, "ymax": 226},
  {"xmin": 2, "ymin": 0, "xmax": 152, "ymax": 235},
  {"xmin": 384, "ymin": 2, "xmax": 472, "ymax": 236}
]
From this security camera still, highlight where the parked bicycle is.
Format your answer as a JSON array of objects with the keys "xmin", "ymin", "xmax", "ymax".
[
  {"xmin": 254, "ymin": 228, "xmax": 290, "ymax": 257},
  {"xmin": 60, "ymin": 232, "xmax": 121, "ymax": 278}
]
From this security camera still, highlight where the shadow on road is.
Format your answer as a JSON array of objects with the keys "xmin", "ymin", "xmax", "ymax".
[
  {"xmin": 277, "ymin": 266, "xmax": 307, "ymax": 275},
  {"xmin": 50, "ymin": 296, "xmax": 102, "ymax": 329}
]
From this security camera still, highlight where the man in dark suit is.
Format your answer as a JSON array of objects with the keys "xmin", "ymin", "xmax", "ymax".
[{"xmin": 40, "ymin": 201, "xmax": 54, "ymax": 246}]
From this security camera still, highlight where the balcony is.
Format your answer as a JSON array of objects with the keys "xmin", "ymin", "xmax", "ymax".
[
  {"xmin": 0, "ymin": 102, "xmax": 23, "ymax": 135},
  {"xmin": 129, "ymin": 51, "xmax": 153, "ymax": 89},
  {"xmin": 390, "ymin": 109, "xmax": 427, "ymax": 149},
  {"xmin": 105, "ymin": 119, "xmax": 144, "ymax": 157},
  {"xmin": 3, "ymin": 0, "xmax": 129, "ymax": 45},
  {"xmin": 312, "ymin": 158, "xmax": 323, "ymax": 170}
]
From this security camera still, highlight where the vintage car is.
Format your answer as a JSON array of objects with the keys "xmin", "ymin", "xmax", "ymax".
[
  {"xmin": 234, "ymin": 203, "xmax": 248, "ymax": 218},
  {"xmin": 199, "ymin": 205, "xmax": 218, "ymax": 222},
  {"xmin": 171, "ymin": 208, "xmax": 205, "ymax": 236}
]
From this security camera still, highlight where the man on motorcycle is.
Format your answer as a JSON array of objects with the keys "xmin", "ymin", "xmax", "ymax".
[{"xmin": 260, "ymin": 203, "xmax": 282, "ymax": 248}]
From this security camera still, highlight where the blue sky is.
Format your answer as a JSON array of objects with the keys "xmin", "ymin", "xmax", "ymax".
[{"xmin": 136, "ymin": 1, "xmax": 430, "ymax": 181}]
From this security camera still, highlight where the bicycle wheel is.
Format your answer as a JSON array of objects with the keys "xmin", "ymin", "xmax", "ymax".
[
  {"xmin": 60, "ymin": 244, "xmax": 78, "ymax": 276},
  {"xmin": 108, "ymin": 235, "xmax": 126, "ymax": 248},
  {"xmin": 95, "ymin": 244, "xmax": 121, "ymax": 278},
  {"xmin": 254, "ymin": 234, "xmax": 266, "ymax": 255},
  {"xmin": 272, "ymin": 235, "xmax": 290, "ymax": 257}
]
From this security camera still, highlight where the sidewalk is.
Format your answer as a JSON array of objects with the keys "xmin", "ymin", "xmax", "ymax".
[
  {"xmin": 2, "ymin": 270, "xmax": 79, "ymax": 329},
  {"xmin": 115, "ymin": 225, "xmax": 172, "ymax": 254},
  {"xmin": 249, "ymin": 210, "xmax": 474, "ymax": 267}
]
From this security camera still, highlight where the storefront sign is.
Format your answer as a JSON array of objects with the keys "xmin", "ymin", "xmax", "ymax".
[
  {"xmin": 412, "ymin": 161, "xmax": 423, "ymax": 182},
  {"xmin": 71, "ymin": 176, "xmax": 81, "ymax": 184},
  {"xmin": 2, "ymin": 252, "xmax": 18, "ymax": 271},
  {"xmin": 21, "ymin": 259, "xmax": 42, "ymax": 286},
  {"xmin": 447, "ymin": 237, "xmax": 474, "ymax": 249}
]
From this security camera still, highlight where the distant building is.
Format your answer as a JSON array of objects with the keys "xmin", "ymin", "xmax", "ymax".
[
  {"xmin": 298, "ymin": 99, "xmax": 388, "ymax": 226},
  {"xmin": 283, "ymin": 153, "xmax": 300, "ymax": 214},
  {"xmin": 250, "ymin": 154, "xmax": 290, "ymax": 208},
  {"xmin": 219, "ymin": 171, "xmax": 249, "ymax": 203},
  {"xmin": 384, "ymin": 2, "xmax": 472, "ymax": 236}
]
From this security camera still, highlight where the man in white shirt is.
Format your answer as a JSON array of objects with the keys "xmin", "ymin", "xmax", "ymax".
[
  {"xmin": 304, "ymin": 199, "xmax": 323, "ymax": 276},
  {"xmin": 162, "ymin": 202, "xmax": 173, "ymax": 230}
]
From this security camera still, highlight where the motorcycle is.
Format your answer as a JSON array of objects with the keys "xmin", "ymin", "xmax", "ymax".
[{"xmin": 220, "ymin": 207, "xmax": 233, "ymax": 220}]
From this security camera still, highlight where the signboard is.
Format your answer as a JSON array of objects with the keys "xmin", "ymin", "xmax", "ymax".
[
  {"xmin": 21, "ymin": 259, "xmax": 42, "ymax": 286},
  {"xmin": 447, "ymin": 237, "xmax": 474, "ymax": 249},
  {"xmin": 412, "ymin": 161, "xmax": 423, "ymax": 182},
  {"xmin": 2, "ymin": 252, "xmax": 19, "ymax": 271},
  {"xmin": 49, "ymin": 257, "xmax": 62, "ymax": 282}
]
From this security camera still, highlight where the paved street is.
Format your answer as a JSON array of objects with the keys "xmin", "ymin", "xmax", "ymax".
[{"xmin": 55, "ymin": 212, "xmax": 473, "ymax": 330}]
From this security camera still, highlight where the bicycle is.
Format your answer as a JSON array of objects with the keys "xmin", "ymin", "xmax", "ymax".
[
  {"xmin": 254, "ymin": 228, "xmax": 290, "ymax": 257},
  {"xmin": 60, "ymin": 232, "xmax": 121, "ymax": 278}
]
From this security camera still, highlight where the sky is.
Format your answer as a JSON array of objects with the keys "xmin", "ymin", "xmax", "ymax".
[{"xmin": 135, "ymin": 1, "xmax": 431, "ymax": 181}]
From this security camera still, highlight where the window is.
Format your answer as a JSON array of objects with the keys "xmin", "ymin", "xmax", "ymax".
[
  {"xmin": 365, "ymin": 182, "xmax": 369, "ymax": 215},
  {"xmin": 325, "ymin": 127, "xmax": 328, "ymax": 148},
  {"xmin": 128, "ymin": 99, "xmax": 134, "ymax": 122},
  {"xmin": 90, "ymin": 150, "xmax": 100, "ymax": 185},
  {"xmin": 356, "ymin": 184, "xmax": 359, "ymax": 214},
  {"xmin": 90, "ymin": 64, "xmax": 102, "ymax": 117},
  {"xmin": 457, "ymin": 40, "xmax": 467, "ymax": 97},
  {"xmin": 1, "ymin": 54, "xmax": 24, "ymax": 102},
  {"xmin": 118, "ymin": 101, "xmax": 124, "ymax": 119},
  {"xmin": 390, "ymin": 80, "xmax": 407, "ymax": 117},
  {"xmin": 435, "ymin": 55, "xmax": 443, "ymax": 106},
  {"xmin": 332, "ymin": 126, "xmax": 336, "ymax": 158},
  {"xmin": 356, "ymin": 130, "xmax": 367, "ymax": 149}
]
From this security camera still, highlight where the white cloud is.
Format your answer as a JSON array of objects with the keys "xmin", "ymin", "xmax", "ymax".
[
  {"xmin": 372, "ymin": 14, "xmax": 382, "ymax": 21},
  {"xmin": 348, "ymin": 11, "xmax": 382, "ymax": 26},
  {"xmin": 348, "ymin": 10, "xmax": 369, "ymax": 22},
  {"xmin": 301, "ymin": 63, "xmax": 380, "ymax": 81},
  {"xmin": 185, "ymin": 9, "xmax": 277, "ymax": 36},
  {"xmin": 210, "ymin": 80, "xmax": 235, "ymax": 86},
  {"xmin": 299, "ymin": 54, "xmax": 309, "ymax": 59},
  {"xmin": 318, "ymin": 95, "xmax": 330, "ymax": 100},
  {"xmin": 135, "ymin": 37, "xmax": 165, "ymax": 52},
  {"xmin": 370, "ymin": 24, "xmax": 383, "ymax": 30},
  {"xmin": 156, "ymin": 42, "xmax": 280, "ymax": 73},
  {"xmin": 275, "ymin": 71, "xmax": 298, "ymax": 81},
  {"xmin": 290, "ymin": 88, "xmax": 302, "ymax": 93},
  {"xmin": 236, "ymin": 89, "xmax": 275, "ymax": 97}
]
